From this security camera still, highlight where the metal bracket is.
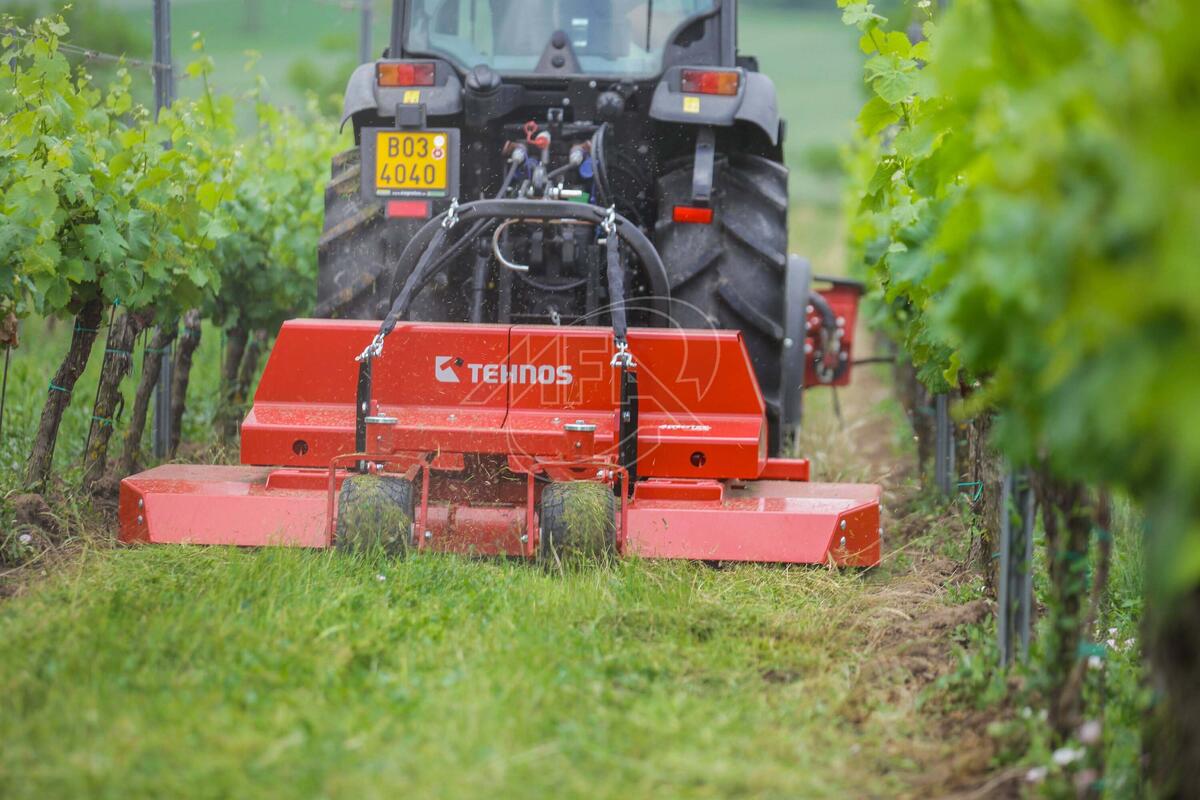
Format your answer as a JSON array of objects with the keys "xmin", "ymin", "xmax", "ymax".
[
  {"xmin": 618, "ymin": 364, "xmax": 639, "ymax": 494},
  {"xmin": 691, "ymin": 126, "xmax": 716, "ymax": 205},
  {"xmin": 394, "ymin": 102, "xmax": 427, "ymax": 129}
]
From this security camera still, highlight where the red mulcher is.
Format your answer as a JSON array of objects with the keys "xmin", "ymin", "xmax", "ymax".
[{"xmin": 119, "ymin": 276, "xmax": 881, "ymax": 566}]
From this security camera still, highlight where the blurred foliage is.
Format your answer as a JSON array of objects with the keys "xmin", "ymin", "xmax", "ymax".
[
  {"xmin": 842, "ymin": 0, "xmax": 1199, "ymax": 588},
  {"xmin": 843, "ymin": 0, "xmax": 1198, "ymax": 791},
  {"xmin": 2, "ymin": 0, "xmax": 148, "ymax": 58},
  {"xmin": 286, "ymin": 55, "xmax": 357, "ymax": 118}
]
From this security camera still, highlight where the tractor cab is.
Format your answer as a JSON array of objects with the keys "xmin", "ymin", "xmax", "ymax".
[{"xmin": 399, "ymin": 0, "xmax": 724, "ymax": 78}]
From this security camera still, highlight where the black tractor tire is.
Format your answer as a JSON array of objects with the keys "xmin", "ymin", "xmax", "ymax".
[
  {"xmin": 538, "ymin": 481, "xmax": 617, "ymax": 567},
  {"xmin": 655, "ymin": 154, "xmax": 791, "ymax": 455},
  {"xmin": 335, "ymin": 473, "xmax": 415, "ymax": 556},
  {"xmin": 316, "ymin": 148, "xmax": 445, "ymax": 320}
]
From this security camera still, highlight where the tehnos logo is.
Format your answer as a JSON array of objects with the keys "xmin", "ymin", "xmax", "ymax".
[{"xmin": 435, "ymin": 356, "xmax": 573, "ymax": 386}]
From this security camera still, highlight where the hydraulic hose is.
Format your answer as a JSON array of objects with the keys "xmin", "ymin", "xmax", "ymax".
[
  {"xmin": 379, "ymin": 199, "xmax": 669, "ymax": 339},
  {"xmin": 604, "ymin": 220, "xmax": 626, "ymax": 345}
]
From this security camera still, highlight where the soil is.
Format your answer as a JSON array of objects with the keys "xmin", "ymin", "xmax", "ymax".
[{"xmin": 11, "ymin": 492, "xmax": 57, "ymax": 534}]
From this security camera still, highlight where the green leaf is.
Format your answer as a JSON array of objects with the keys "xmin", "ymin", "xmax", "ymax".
[
  {"xmin": 858, "ymin": 96, "xmax": 902, "ymax": 137},
  {"xmin": 841, "ymin": 2, "xmax": 884, "ymax": 30}
]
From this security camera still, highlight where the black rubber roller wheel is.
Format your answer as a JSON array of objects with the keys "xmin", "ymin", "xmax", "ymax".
[
  {"xmin": 335, "ymin": 474, "xmax": 415, "ymax": 556},
  {"xmin": 655, "ymin": 154, "xmax": 790, "ymax": 455},
  {"xmin": 316, "ymin": 149, "xmax": 444, "ymax": 320},
  {"xmin": 538, "ymin": 481, "xmax": 617, "ymax": 567}
]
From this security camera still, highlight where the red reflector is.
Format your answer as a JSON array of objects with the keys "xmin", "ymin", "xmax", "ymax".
[
  {"xmin": 673, "ymin": 206, "xmax": 713, "ymax": 225},
  {"xmin": 386, "ymin": 200, "xmax": 431, "ymax": 219},
  {"xmin": 376, "ymin": 62, "xmax": 436, "ymax": 87},
  {"xmin": 680, "ymin": 69, "xmax": 739, "ymax": 96}
]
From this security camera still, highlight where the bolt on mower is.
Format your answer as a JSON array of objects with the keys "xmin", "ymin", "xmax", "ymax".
[{"xmin": 120, "ymin": 0, "xmax": 882, "ymax": 565}]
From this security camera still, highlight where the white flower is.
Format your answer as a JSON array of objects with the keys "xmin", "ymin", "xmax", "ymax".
[
  {"xmin": 1088, "ymin": 655, "xmax": 1103, "ymax": 670},
  {"xmin": 1078, "ymin": 720, "xmax": 1102, "ymax": 745},
  {"xmin": 376, "ymin": 574, "xmax": 386, "ymax": 582},
  {"xmin": 18, "ymin": 533, "xmax": 33, "ymax": 545},
  {"xmin": 1108, "ymin": 627, "xmax": 1119, "ymax": 636},
  {"xmin": 917, "ymin": 0, "xmax": 932, "ymax": 7},
  {"xmin": 1025, "ymin": 766, "xmax": 1048, "ymax": 783},
  {"xmin": 1105, "ymin": 638, "xmax": 1117, "ymax": 649},
  {"xmin": 1052, "ymin": 747, "xmax": 1085, "ymax": 766}
]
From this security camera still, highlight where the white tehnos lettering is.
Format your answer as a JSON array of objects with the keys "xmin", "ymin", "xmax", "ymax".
[{"xmin": 435, "ymin": 356, "xmax": 574, "ymax": 386}]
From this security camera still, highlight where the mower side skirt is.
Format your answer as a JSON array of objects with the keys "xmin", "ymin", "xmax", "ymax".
[
  {"xmin": 119, "ymin": 465, "xmax": 332, "ymax": 548},
  {"xmin": 119, "ymin": 465, "xmax": 881, "ymax": 566},
  {"xmin": 625, "ymin": 481, "xmax": 881, "ymax": 566}
]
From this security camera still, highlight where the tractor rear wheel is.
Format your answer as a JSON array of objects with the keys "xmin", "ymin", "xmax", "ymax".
[
  {"xmin": 655, "ymin": 154, "xmax": 791, "ymax": 455},
  {"xmin": 316, "ymin": 148, "xmax": 445, "ymax": 320},
  {"xmin": 538, "ymin": 481, "xmax": 617, "ymax": 567},
  {"xmin": 335, "ymin": 474, "xmax": 415, "ymax": 556}
]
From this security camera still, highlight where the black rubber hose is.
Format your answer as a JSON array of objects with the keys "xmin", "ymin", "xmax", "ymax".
[
  {"xmin": 380, "ymin": 199, "xmax": 669, "ymax": 338},
  {"xmin": 605, "ymin": 234, "xmax": 626, "ymax": 344}
]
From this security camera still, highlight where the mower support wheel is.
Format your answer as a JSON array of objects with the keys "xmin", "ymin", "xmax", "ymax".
[
  {"xmin": 538, "ymin": 481, "xmax": 617, "ymax": 567},
  {"xmin": 335, "ymin": 473, "xmax": 415, "ymax": 556}
]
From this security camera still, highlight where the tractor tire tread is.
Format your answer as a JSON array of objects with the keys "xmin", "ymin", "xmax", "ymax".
[{"xmin": 655, "ymin": 153, "xmax": 790, "ymax": 455}]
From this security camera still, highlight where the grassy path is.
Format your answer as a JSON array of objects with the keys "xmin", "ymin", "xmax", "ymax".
[{"xmin": 0, "ymin": 366, "xmax": 993, "ymax": 799}]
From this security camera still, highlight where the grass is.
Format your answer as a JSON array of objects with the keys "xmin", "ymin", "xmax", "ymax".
[{"xmin": 1, "ymin": 548, "xmax": 933, "ymax": 798}]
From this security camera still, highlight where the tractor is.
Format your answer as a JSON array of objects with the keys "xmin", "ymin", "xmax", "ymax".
[
  {"xmin": 118, "ymin": 0, "xmax": 881, "ymax": 566},
  {"xmin": 316, "ymin": 0, "xmax": 858, "ymax": 455}
]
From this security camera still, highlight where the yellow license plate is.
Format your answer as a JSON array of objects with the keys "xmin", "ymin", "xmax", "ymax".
[{"xmin": 375, "ymin": 131, "xmax": 448, "ymax": 193}]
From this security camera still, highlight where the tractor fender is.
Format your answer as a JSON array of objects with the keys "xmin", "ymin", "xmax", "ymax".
[
  {"xmin": 649, "ymin": 66, "xmax": 780, "ymax": 145},
  {"xmin": 340, "ymin": 61, "xmax": 464, "ymax": 131}
]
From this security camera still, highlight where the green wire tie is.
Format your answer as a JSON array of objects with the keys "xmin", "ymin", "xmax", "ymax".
[
  {"xmin": 48, "ymin": 382, "xmax": 70, "ymax": 394},
  {"xmin": 74, "ymin": 325, "xmax": 99, "ymax": 334},
  {"xmin": 92, "ymin": 415, "xmax": 113, "ymax": 427},
  {"xmin": 957, "ymin": 480, "xmax": 984, "ymax": 502}
]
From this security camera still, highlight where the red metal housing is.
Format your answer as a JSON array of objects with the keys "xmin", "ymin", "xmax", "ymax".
[{"xmin": 119, "ymin": 320, "xmax": 882, "ymax": 566}]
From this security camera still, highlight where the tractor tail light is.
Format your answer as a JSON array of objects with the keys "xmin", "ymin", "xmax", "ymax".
[
  {"xmin": 673, "ymin": 206, "xmax": 713, "ymax": 225},
  {"xmin": 680, "ymin": 69, "xmax": 739, "ymax": 96},
  {"xmin": 386, "ymin": 200, "xmax": 431, "ymax": 219},
  {"xmin": 377, "ymin": 62, "xmax": 436, "ymax": 87}
]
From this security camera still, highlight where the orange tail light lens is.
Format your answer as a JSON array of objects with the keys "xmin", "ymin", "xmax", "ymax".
[
  {"xmin": 680, "ymin": 69, "xmax": 739, "ymax": 96},
  {"xmin": 377, "ymin": 62, "xmax": 436, "ymax": 87}
]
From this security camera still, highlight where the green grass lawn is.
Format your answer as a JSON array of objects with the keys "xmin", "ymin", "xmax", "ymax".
[{"xmin": 0, "ymin": 548, "xmax": 938, "ymax": 799}]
